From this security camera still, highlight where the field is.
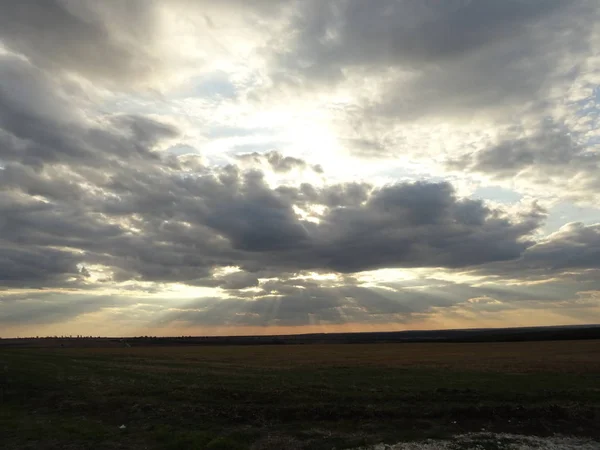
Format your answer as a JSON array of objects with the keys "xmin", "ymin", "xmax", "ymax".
[{"xmin": 1, "ymin": 340, "xmax": 599, "ymax": 450}]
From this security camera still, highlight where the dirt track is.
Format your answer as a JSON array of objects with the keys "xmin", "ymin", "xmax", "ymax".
[{"xmin": 357, "ymin": 433, "xmax": 600, "ymax": 449}]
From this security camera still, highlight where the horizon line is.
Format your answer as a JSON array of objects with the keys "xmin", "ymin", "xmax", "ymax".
[{"xmin": 3, "ymin": 323, "xmax": 599, "ymax": 340}]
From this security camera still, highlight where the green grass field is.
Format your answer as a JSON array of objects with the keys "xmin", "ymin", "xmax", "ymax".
[{"xmin": 1, "ymin": 340, "xmax": 599, "ymax": 450}]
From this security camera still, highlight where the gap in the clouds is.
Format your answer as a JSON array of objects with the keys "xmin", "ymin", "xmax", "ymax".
[
  {"xmin": 164, "ymin": 143, "xmax": 199, "ymax": 156},
  {"xmin": 543, "ymin": 202, "xmax": 600, "ymax": 234},
  {"xmin": 472, "ymin": 185, "xmax": 523, "ymax": 204},
  {"xmin": 182, "ymin": 72, "xmax": 239, "ymax": 100}
]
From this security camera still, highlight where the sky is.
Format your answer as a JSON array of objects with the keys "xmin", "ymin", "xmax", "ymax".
[{"xmin": 1, "ymin": 0, "xmax": 600, "ymax": 338}]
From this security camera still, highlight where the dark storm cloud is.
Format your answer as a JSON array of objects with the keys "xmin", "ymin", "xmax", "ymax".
[
  {"xmin": 0, "ymin": 57, "xmax": 89, "ymax": 166},
  {"xmin": 108, "ymin": 115, "xmax": 180, "ymax": 154},
  {"xmin": 280, "ymin": 0, "xmax": 564, "ymax": 74},
  {"xmin": 0, "ymin": 243, "xmax": 82, "ymax": 287},
  {"xmin": 447, "ymin": 120, "xmax": 600, "ymax": 201},
  {"xmin": 528, "ymin": 223, "xmax": 600, "ymax": 271},
  {"xmin": 475, "ymin": 222, "xmax": 600, "ymax": 281},
  {"xmin": 0, "ymin": 56, "xmax": 182, "ymax": 289},
  {"xmin": 450, "ymin": 121, "xmax": 598, "ymax": 177},
  {"xmin": 311, "ymin": 182, "xmax": 371, "ymax": 208},
  {"xmin": 0, "ymin": 292, "xmax": 132, "ymax": 325},
  {"xmin": 0, "ymin": 136, "xmax": 544, "ymax": 288},
  {"xmin": 0, "ymin": 0, "xmax": 160, "ymax": 85},
  {"xmin": 0, "ymin": 164, "xmax": 85, "ymax": 202},
  {"xmin": 90, "ymin": 164, "xmax": 544, "ymax": 279},
  {"xmin": 0, "ymin": 55, "xmax": 539, "ymax": 278},
  {"xmin": 217, "ymin": 271, "xmax": 260, "ymax": 290},
  {"xmin": 0, "ymin": 56, "xmax": 179, "ymax": 168},
  {"xmin": 302, "ymin": 182, "xmax": 542, "ymax": 273},
  {"xmin": 272, "ymin": 1, "xmax": 597, "ymax": 123},
  {"xmin": 6, "ymin": 122, "xmax": 598, "ymax": 297},
  {"xmin": 0, "ymin": 189, "xmax": 118, "ymax": 288},
  {"xmin": 0, "ymin": 193, "xmax": 123, "ymax": 251}
]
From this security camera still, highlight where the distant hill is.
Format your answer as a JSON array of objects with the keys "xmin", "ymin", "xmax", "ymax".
[{"xmin": 2, "ymin": 324, "xmax": 599, "ymax": 348}]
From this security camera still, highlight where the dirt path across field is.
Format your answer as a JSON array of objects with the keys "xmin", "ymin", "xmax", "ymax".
[{"xmin": 355, "ymin": 433, "xmax": 599, "ymax": 449}]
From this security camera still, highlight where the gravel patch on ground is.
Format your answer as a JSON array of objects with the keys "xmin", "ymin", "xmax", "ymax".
[{"xmin": 355, "ymin": 433, "xmax": 599, "ymax": 450}]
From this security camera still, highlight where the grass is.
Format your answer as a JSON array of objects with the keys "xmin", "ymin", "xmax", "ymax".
[{"xmin": 1, "ymin": 340, "xmax": 599, "ymax": 449}]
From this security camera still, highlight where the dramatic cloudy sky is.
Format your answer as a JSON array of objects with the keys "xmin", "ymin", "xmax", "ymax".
[{"xmin": 1, "ymin": 0, "xmax": 600, "ymax": 337}]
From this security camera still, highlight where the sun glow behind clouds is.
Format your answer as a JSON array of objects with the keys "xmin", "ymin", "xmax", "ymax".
[
  {"xmin": 355, "ymin": 268, "xmax": 420, "ymax": 285},
  {"xmin": 293, "ymin": 272, "xmax": 340, "ymax": 282}
]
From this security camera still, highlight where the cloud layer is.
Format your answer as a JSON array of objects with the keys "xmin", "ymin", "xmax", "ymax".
[{"xmin": 1, "ymin": 1, "xmax": 600, "ymax": 335}]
